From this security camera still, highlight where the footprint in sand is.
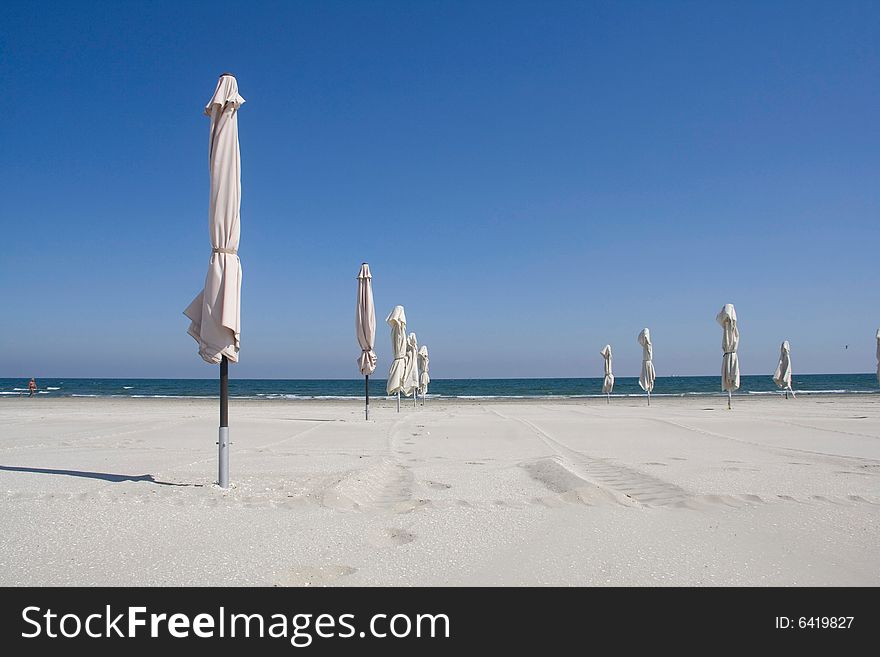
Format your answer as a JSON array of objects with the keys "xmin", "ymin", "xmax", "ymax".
[
  {"xmin": 367, "ymin": 527, "xmax": 416, "ymax": 547},
  {"xmin": 276, "ymin": 564, "xmax": 357, "ymax": 587},
  {"xmin": 279, "ymin": 497, "xmax": 312, "ymax": 510}
]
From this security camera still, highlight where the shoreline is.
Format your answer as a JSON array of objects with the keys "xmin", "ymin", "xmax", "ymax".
[{"xmin": 3, "ymin": 391, "xmax": 880, "ymax": 407}]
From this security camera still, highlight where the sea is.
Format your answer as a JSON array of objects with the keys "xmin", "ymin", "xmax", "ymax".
[{"xmin": 1, "ymin": 374, "xmax": 877, "ymax": 400}]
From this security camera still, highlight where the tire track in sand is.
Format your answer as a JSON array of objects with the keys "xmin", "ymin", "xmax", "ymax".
[
  {"xmin": 489, "ymin": 408, "xmax": 693, "ymax": 508},
  {"xmin": 321, "ymin": 414, "xmax": 423, "ymax": 513}
]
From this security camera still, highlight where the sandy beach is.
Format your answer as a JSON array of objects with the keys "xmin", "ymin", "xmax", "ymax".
[{"xmin": 1, "ymin": 395, "xmax": 878, "ymax": 586}]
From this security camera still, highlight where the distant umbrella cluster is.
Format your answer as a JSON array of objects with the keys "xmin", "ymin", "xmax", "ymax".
[
  {"xmin": 355, "ymin": 265, "xmax": 430, "ymax": 415},
  {"xmin": 597, "ymin": 303, "xmax": 863, "ymax": 408}
]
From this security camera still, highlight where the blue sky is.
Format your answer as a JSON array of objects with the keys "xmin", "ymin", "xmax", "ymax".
[{"xmin": 1, "ymin": 0, "xmax": 878, "ymax": 379}]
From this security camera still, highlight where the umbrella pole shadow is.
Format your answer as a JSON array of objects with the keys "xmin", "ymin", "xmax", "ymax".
[{"xmin": 0, "ymin": 465, "xmax": 200, "ymax": 487}]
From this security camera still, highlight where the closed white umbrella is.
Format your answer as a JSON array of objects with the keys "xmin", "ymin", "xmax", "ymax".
[
  {"xmin": 356, "ymin": 263, "xmax": 377, "ymax": 420},
  {"xmin": 403, "ymin": 332, "xmax": 419, "ymax": 407},
  {"xmin": 876, "ymin": 329, "xmax": 880, "ymax": 386},
  {"xmin": 600, "ymin": 344, "xmax": 614, "ymax": 403},
  {"xmin": 386, "ymin": 306, "xmax": 407, "ymax": 412},
  {"xmin": 183, "ymin": 73, "xmax": 244, "ymax": 489},
  {"xmin": 418, "ymin": 345, "xmax": 430, "ymax": 405},
  {"xmin": 638, "ymin": 328, "xmax": 655, "ymax": 405},
  {"xmin": 716, "ymin": 303, "xmax": 740, "ymax": 409},
  {"xmin": 773, "ymin": 340, "xmax": 794, "ymax": 399}
]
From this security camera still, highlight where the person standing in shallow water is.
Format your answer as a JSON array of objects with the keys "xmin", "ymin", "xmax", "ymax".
[{"xmin": 28, "ymin": 378, "xmax": 37, "ymax": 397}]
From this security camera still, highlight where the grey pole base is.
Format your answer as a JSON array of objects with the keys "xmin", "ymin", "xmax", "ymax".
[
  {"xmin": 397, "ymin": 392, "xmax": 400, "ymax": 412},
  {"xmin": 218, "ymin": 426, "xmax": 230, "ymax": 489}
]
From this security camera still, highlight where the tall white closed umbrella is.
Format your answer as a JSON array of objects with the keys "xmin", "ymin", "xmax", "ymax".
[
  {"xmin": 386, "ymin": 306, "xmax": 407, "ymax": 412},
  {"xmin": 418, "ymin": 345, "xmax": 430, "ymax": 405},
  {"xmin": 356, "ymin": 263, "xmax": 377, "ymax": 420},
  {"xmin": 638, "ymin": 328, "xmax": 655, "ymax": 405},
  {"xmin": 876, "ymin": 329, "xmax": 880, "ymax": 386},
  {"xmin": 403, "ymin": 332, "xmax": 419, "ymax": 407},
  {"xmin": 716, "ymin": 303, "xmax": 740, "ymax": 409},
  {"xmin": 600, "ymin": 344, "xmax": 614, "ymax": 403},
  {"xmin": 183, "ymin": 73, "xmax": 244, "ymax": 489},
  {"xmin": 773, "ymin": 340, "xmax": 794, "ymax": 399}
]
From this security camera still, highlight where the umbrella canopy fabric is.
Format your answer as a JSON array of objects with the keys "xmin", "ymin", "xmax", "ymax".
[
  {"xmin": 773, "ymin": 340, "xmax": 792, "ymax": 390},
  {"xmin": 418, "ymin": 345, "xmax": 430, "ymax": 395},
  {"xmin": 184, "ymin": 74, "xmax": 245, "ymax": 364},
  {"xmin": 876, "ymin": 329, "xmax": 880, "ymax": 386},
  {"xmin": 402, "ymin": 332, "xmax": 419, "ymax": 396},
  {"xmin": 638, "ymin": 329, "xmax": 655, "ymax": 393},
  {"xmin": 356, "ymin": 263, "xmax": 377, "ymax": 376},
  {"xmin": 716, "ymin": 304, "xmax": 740, "ymax": 392},
  {"xmin": 600, "ymin": 344, "xmax": 614, "ymax": 394},
  {"xmin": 386, "ymin": 306, "xmax": 407, "ymax": 395}
]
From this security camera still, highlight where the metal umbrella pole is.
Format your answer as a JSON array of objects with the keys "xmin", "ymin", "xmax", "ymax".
[
  {"xmin": 219, "ymin": 355, "xmax": 230, "ymax": 488},
  {"xmin": 365, "ymin": 375, "xmax": 370, "ymax": 420}
]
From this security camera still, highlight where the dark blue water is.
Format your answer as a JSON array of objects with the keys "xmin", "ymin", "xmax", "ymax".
[{"xmin": 2, "ymin": 374, "xmax": 877, "ymax": 399}]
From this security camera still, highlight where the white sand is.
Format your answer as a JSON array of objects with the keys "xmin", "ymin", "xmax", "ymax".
[{"xmin": 1, "ymin": 395, "xmax": 878, "ymax": 586}]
